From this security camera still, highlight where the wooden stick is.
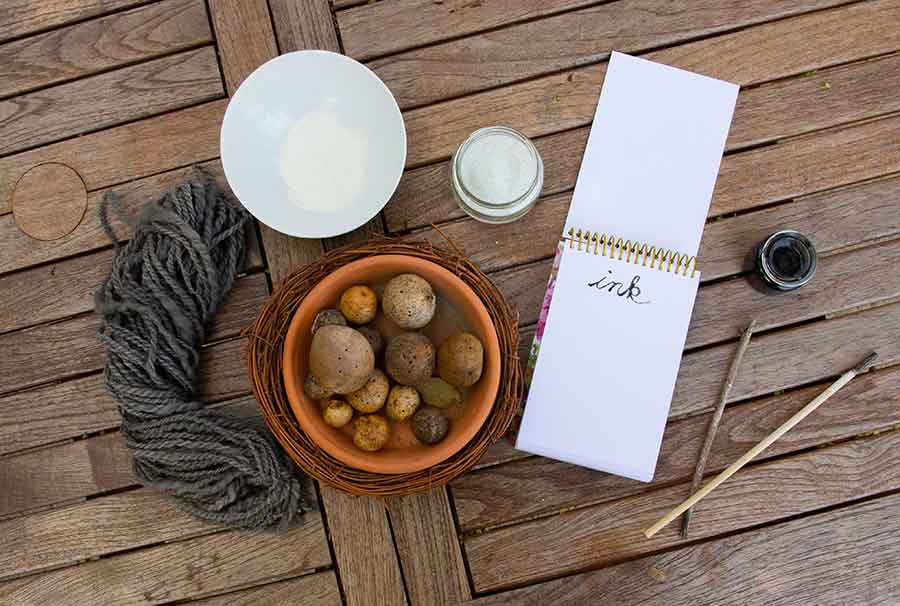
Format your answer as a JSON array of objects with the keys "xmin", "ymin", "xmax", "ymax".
[
  {"xmin": 680, "ymin": 319, "xmax": 757, "ymax": 538},
  {"xmin": 644, "ymin": 352, "xmax": 878, "ymax": 539}
]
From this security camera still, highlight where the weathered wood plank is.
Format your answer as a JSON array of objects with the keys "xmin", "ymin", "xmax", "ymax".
[
  {"xmin": 371, "ymin": 0, "xmax": 856, "ymax": 109},
  {"xmin": 697, "ymin": 173, "xmax": 900, "ymax": 282},
  {"xmin": 215, "ymin": 4, "xmax": 410, "ymax": 603},
  {"xmin": 0, "ymin": 0, "xmax": 211, "ymax": 98},
  {"xmin": 0, "ymin": 432, "xmax": 133, "ymax": 519},
  {"xmin": 333, "ymin": 0, "xmax": 368, "ymax": 9},
  {"xmin": 269, "ymin": 0, "xmax": 339, "ymax": 53},
  {"xmin": 339, "ymin": 0, "xmax": 598, "ymax": 61},
  {"xmin": 672, "ymin": 301, "xmax": 900, "ymax": 419},
  {"xmin": 0, "ymin": 99, "xmax": 226, "ymax": 214},
  {"xmin": 452, "ymin": 362, "xmax": 900, "ymax": 532},
  {"xmin": 0, "ymin": 272, "xmax": 267, "ymax": 395},
  {"xmin": 321, "ymin": 487, "xmax": 408, "ymax": 606},
  {"xmin": 464, "ymin": 427, "xmax": 900, "ymax": 591},
  {"xmin": 687, "ymin": 238, "xmax": 900, "ymax": 348},
  {"xmin": 388, "ymin": 489, "xmax": 471, "ymax": 605},
  {"xmin": 400, "ymin": 1, "xmax": 900, "ymax": 167},
  {"xmin": 410, "ymin": 115, "xmax": 900, "ymax": 274},
  {"xmin": 0, "ymin": 159, "xmax": 260, "ymax": 277},
  {"xmin": 265, "ymin": 0, "xmax": 386, "ymax": 253},
  {"xmin": 0, "ymin": 47, "xmax": 223, "ymax": 155},
  {"xmin": 0, "ymin": 243, "xmax": 262, "ymax": 338},
  {"xmin": 0, "ymin": 511, "xmax": 330, "ymax": 604},
  {"xmin": 207, "ymin": 0, "xmax": 328, "ymax": 283},
  {"xmin": 0, "ymin": 490, "xmax": 213, "ymax": 579},
  {"xmin": 467, "ymin": 491, "xmax": 900, "ymax": 605},
  {"xmin": 0, "ymin": 0, "xmax": 145, "ymax": 44},
  {"xmin": 189, "ymin": 571, "xmax": 341, "ymax": 606},
  {"xmin": 208, "ymin": 0, "xmax": 278, "ymax": 95},
  {"xmin": 0, "ymin": 397, "xmax": 259, "ymax": 517},
  {"xmin": 0, "ymin": 375, "xmax": 117, "ymax": 456},
  {"xmin": 387, "ymin": 52, "xmax": 900, "ymax": 232}
]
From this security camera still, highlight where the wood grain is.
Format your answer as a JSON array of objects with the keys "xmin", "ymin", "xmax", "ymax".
[
  {"xmin": 467, "ymin": 491, "xmax": 900, "ymax": 605},
  {"xmin": 0, "ymin": 0, "xmax": 211, "ymax": 98},
  {"xmin": 452, "ymin": 363, "xmax": 900, "ymax": 532},
  {"xmin": 189, "ymin": 571, "xmax": 341, "ymax": 606},
  {"xmin": 0, "ymin": 397, "xmax": 259, "ymax": 517},
  {"xmin": 0, "ymin": 432, "xmax": 133, "ymax": 519},
  {"xmin": 269, "ymin": 0, "xmax": 339, "ymax": 53},
  {"xmin": 0, "ymin": 244, "xmax": 263, "ymax": 340},
  {"xmin": 672, "ymin": 301, "xmax": 900, "ymax": 419},
  {"xmin": 400, "ymin": 1, "xmax": 900, "ymax": 168},
  {"xmin": 11, "ymin": 162, "xmax": 87, "ymax": 240},
  {"xmin": 0, "ymin": 0, "xmax": 145, "ymax": 44},
  {"xmin": 0, "ymin": 271, "xmax": 267, "ymax": 395},
  {"xmin": 371, "ymin": 0, "xmax": 855, "ymax": 109},
  {"xmin": 0, "ymin": 375, "xmax": 117, "ymax": 456},
  {"xmin": 409, "ymin": 115, "xmax": 900, "ymax": 274},
  {"xmin": 386, "ymin": 51, "xmax": 900, "ymax": 232},
  {"xmin": 0, "ymin": 159, "xmax": 260, "ymax": 277},
  {"xmin": 338, "ymin": 0, "xmax": 598, "ymax": 60},
  {"xmin": 208, "ymin": 0, "xmax": 279, "ymax": 95},
  {"xmin": 0, "ymin": 490, "xmax": 215, "ymax": 579},
  {"xmin": 321, "ymin": 487, "xmax": 408, "ymax": 606},
  {"xmin": 0, "ymin": 99, "xmax": 226, "ymax": 215},
  {"xmin": 464, "ymin": 427, "xmax": 900, "ymax": 591},
  {"xmin": 388, "ymin": 489, "xmax": 471, "ymax": 605},
  {"xmin": 0, "ymin": 47, "xmax": 223, "ymax": 155},
  {"xmin": 266, "ymin": 0, "xmax": 387, "ymax": 254},
  {"xmin": 0, "ymin": 512, "xmax": 330, "ymax": 604},
  {"xmin": 207, "ymin": 0, "xmax": 329, "ymax": 284}
]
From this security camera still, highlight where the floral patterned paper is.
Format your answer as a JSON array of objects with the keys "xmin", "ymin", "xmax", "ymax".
[{"xmin": 507, "ymin": 240, "xmax": 566, "ymax": 442}]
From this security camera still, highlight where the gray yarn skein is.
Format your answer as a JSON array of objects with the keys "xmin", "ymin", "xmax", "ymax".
[{"xmin": 95, "ymin": 174, "xmax": 311, "ymax": 530}]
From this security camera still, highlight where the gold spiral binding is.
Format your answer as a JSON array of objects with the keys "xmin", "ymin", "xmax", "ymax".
[{"xmin": 564, "ymin": 227, "xmax": 698, "ymax": 278}]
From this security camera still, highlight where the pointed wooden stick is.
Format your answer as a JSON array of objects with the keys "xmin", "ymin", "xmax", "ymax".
[
  {"xmin": 680, "ymin": 319, "xmax": 757, "ymax": 539},
  {"xmin": 645, "ymin": 352, "xmax": 879, "ymax": 539}
]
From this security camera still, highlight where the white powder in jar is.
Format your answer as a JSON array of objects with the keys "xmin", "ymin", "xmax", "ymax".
[
  {"xmin": 279, "ymin": 109, "xmax": 368, "ymax": 212},
  {"xmin": 458, "ymin": 131, "xmax": 537, "ymax": 204}
]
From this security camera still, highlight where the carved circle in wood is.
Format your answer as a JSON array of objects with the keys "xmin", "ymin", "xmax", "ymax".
[{"xmin": 12, "ymin": 162, "xmax": 88, "ymax": 241}]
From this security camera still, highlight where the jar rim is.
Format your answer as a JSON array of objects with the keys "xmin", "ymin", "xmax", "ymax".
[{"xmin": 452, "ymin": 126, "xmax": 542, "ymax": 209}]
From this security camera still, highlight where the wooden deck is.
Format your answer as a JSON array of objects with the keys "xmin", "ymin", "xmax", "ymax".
[{"xmin": 2, "ymin": 1, "xmax": 900, "ymax": 604}]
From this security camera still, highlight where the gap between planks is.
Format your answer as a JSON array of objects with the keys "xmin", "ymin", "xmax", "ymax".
[{"xmin": 462, "ymin": 426, "xmax": 900, "ymax": 592}]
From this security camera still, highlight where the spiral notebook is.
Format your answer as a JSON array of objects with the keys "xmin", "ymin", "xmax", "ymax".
[{"xmin": 516, "ymin": 52, "xmax": 739, "ymax": 482}]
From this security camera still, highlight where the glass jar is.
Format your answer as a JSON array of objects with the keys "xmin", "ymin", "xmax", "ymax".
[
  {"xmin": 451, "ymin": 126, "xmax": 543, "ymax": 224},
  {"xmin": 755, "ymin": 230, "xmax": 817, "ymax": 291}
]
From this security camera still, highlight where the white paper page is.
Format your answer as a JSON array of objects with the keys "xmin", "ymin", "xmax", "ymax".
[
  {"xmin": 565, "ymin": 52, "xmax": 738, "ymax": 256},
  {"xmin": 516, "ymin": 248, "xmax": 699, "ymax": 482}
]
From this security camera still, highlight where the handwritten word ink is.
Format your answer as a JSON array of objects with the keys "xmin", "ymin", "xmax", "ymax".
[{"xmin": 587, "ymin": 270, "xmax": 650, "ymax": 304}]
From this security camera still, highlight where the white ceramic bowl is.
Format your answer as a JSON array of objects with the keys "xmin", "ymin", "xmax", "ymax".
[{"xmin": 220, "ymin": 50, "xmax": 406, "ymax": 238}]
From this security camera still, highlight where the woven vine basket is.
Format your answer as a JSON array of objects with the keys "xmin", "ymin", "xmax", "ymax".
[{"xmin": 245, "ymin": 239, "xmax": 522, "ymax": 496}]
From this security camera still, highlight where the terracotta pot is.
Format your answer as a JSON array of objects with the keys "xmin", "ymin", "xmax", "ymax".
[{"xmin": 282, "ymin": 254, "xmax": 501, "ymax": 474}]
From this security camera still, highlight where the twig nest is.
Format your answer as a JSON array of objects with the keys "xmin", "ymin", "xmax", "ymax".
[
  {"xmin": 353, "ymin": 414, "xmax": 391, "ymax": 452},
  {"xmin": 340, "ymin": 285, "xmax": 378, "ymax": 324},
  {"xmin": 347, "ymin": 369, "xmax": 390, "ymax": 413},
  {"xmin": 382, "ymin": 273, "xmax": 436, "ymax": 329},
  {"xmin": 385, "ymin": 332, "xmax": 435, "ymax": 386},
  {"xmin": 309, "ymin": 325, "xmax": 375, "ymax": 394},
  {"xmin": 418, "ymin": 377, "xmax": 462, "ymax": 409},
  {"xmin": 411, "ymin": 406, "xmax": 449, "ymax": 444},
  {"xmin": 304, "ymin": 373, "xmax": 333, "ymax": 400},
  {"xmin": 437, "ymin": 331, "xmax": 484, "ymax": 387},
  {"xmin": 357, "ymin": 324, "xmax": 384, "ymax": 357},
  {"xmin": 322, "ymin": 398, "xmax": 354, "ymax": 428},
  {"xmin": 385, "ymin": 385, "xmax": 420, "ymax": 421},
  {"xmin": 311, "ymin": 308, "xmax": 346, "ymax": 334}
]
